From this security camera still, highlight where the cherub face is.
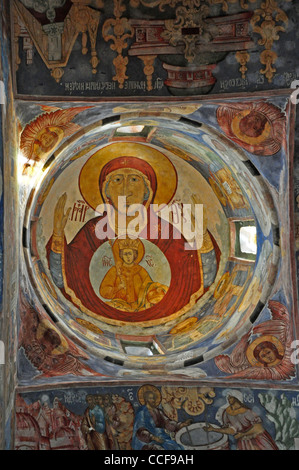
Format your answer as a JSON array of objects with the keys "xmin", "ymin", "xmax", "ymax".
[
  {"xmin": 258, "ymin": 347, "xmax": 276, "ymax": 365},
  {"xmin": 239, "ymin": 112, "xmax": 267, "ymax": 138},
  {"xmin": 38, "ymin": 129, "xmax": 58, "ymax": 149}
]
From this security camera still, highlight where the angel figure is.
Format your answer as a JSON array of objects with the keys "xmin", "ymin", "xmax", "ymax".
[
  {"xmin": 216, "ymin": 101, "xmax": 285, "ymax": 156},
  {"xmin": 20, "ymin": 105, "xmax": 91, "ymax": 170},
  {"xmin": 214, "ymin": 301, "xmax": 295, "ymax": 381},
  {"xmin": 19, "ymin": 294, "xmax": 103, "ymax": 379}
]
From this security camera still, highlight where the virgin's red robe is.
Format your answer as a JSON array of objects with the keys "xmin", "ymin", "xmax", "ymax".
[{"xmin": 47, "ymin": 210, "xmax": 220, "ymax": 323}]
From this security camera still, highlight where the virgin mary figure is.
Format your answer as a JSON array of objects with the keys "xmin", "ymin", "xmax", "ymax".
[{"xmin": 46, "ymin": 142, "xmax": 220, "ymax": 326}]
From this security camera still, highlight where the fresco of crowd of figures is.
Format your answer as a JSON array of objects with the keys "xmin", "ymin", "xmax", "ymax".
[{"xmin": 15, "ymin": 385, "xmax": 299, "ymax": 450}]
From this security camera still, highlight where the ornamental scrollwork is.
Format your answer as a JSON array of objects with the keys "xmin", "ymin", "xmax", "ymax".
[
  {"xmin": 251, "ymin": 0, "xmax": 292, "ymax": 82},
  {"xmin": 162, "ymin": 5, "xmax": 216, "ymax": 63},
  {"xmin": 102, "ymin": 0, "xmax": 134, "ymax": 88}
]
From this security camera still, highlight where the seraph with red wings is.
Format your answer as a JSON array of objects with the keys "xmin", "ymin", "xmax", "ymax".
[{"xmin": 215, "ymin": 301, "xmax": 296, "ymax": 381}]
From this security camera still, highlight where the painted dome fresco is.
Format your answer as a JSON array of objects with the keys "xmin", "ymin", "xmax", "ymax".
[{"xmin": 22, "ymin": 105, "xmax": 280, "ymax": 371}]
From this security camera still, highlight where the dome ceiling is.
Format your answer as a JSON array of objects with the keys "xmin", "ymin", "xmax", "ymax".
[{"xmin": 23, "ymin": 110, "xmax": 279, "ymax": 369}]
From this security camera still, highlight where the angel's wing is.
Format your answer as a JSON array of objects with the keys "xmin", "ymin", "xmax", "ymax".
[{"xmin": 215, "ymin": 331, "xmax": 251, "ymax": 374}]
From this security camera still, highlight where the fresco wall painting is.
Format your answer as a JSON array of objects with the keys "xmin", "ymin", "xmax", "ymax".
[
  {"xmin": 0, "ymin": 0, "xmax": 298, "ymax": 452},
  {"xmin": 11, "ymin": 0, "xmax": 299, "ymax": 98},
  {"xmin": 13, "ymin": 92, "xmax": 298, "ymax": 451},
  {"xmin": 15, "ymin": 384, "xmax": 299, "ymax": 451}
]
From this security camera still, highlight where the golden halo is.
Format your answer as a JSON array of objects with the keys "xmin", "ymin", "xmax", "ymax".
[
  {"xmin": 137, "ymin": 385, "xmax": 162, "ymax": 407},
  {"xmin": 246, "ymin": 335, "xmax": 285, "ymax": 368},
  {"xmin": 231, "ymin": 110, "xmax": 272, "ymax": 145},
  {"xmin": 35, "ymin": 126, "xmax": 63, "ymax": 142},
  {"xmin": 36, "ymin": 319, "xmax": 69, "ymax": 355},
  {"xmin": 79, "ymin": 142, "xmax": 177, "ymax": 210}
]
